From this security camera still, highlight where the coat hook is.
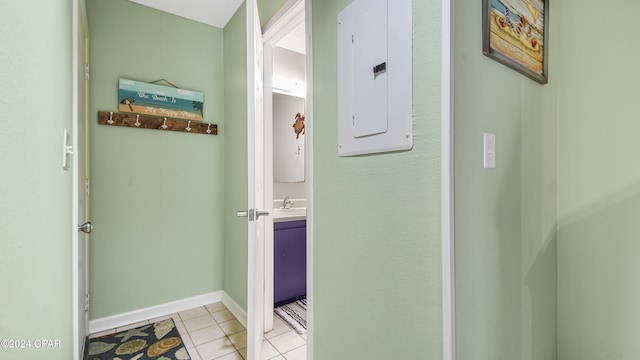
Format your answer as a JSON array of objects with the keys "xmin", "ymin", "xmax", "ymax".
[
  {"xmin": 185, "ymin": 120, "xmax": 192, "ymax": 132},
  {"xmin": 161, "ymin": 117, "xmax": 168, "ymax": 130},
  {"xmin": 206, "ymin": 123, "xmax": 212, "ymax": 134},
  {"xmin": 107, "ymin": 111, "xmax": 114, "ymax": 125},
  {"xmin": 134, "ymin": 114, "xmax": 141, "ymax": 127}
]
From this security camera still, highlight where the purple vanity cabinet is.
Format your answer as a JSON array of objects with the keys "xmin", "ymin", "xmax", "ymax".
[{"xmin": 274, "ymin": 220, "xmax": 307, "ymax": 307}]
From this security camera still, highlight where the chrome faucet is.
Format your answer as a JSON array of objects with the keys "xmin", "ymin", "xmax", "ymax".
[{"xmin": 282, "ymin": 196, "xmax": 294, "ymax": 209}]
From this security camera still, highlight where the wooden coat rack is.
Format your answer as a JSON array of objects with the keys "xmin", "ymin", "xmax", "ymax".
[{"xmin": 97, "ymin": 111, "xmax": 218, "ymax": 136}]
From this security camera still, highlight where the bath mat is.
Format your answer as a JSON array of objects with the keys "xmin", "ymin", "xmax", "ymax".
[
  {"xmin": 275, "ymin": 298, "xmax": 307, "ymax": 335},
  {"xmin": 87, "ymin": 318, "xmax": 191, "ymax": 360}
]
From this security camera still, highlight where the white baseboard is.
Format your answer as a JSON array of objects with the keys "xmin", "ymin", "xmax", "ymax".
[
  {"xmin": 222, "ymin": 292, "xmax": 247, "ymax": 328},
  {"xmin": 88, "ymin": 291, "xmax": 247, "ymax": 334}
]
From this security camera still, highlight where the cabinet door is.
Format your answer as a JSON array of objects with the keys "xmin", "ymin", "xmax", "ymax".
[{"xmin": 274, "ymin": 221, "xmax": 307, "ymax": 306}]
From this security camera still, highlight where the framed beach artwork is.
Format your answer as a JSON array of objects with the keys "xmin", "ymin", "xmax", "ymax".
[
  {"xmin": 483, "ymin": 0, "xmax": 548, "ymax": 84},
  {"xmin": 118, "ymin": 78, "xmax": 204, "ymax": 121}
]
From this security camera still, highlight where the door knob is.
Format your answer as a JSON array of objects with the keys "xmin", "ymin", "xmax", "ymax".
[
  {"xmin": 236, "ymin": 209, "xmax": 270, "ymax": 221},
  {"xmin": 78, "ymin": 222, "xmax": 93, "ymax": 234}
]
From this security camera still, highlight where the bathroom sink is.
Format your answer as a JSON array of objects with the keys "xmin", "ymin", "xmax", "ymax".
[
  {"xmin": 272, "ymin": 207, "xmax": 306, "ymax": 222},
  {"xmin": 273, "ymin": 207, "xmax": 306, "ymax": 217},
  {"xmin": 272, "ymin": 199, "xmax": 307, "ymax": 222}
]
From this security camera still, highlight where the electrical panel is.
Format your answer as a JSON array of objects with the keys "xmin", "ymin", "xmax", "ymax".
[{"xmin": 337, "ymin": 0, "xmax": 412, "ymax": 156}]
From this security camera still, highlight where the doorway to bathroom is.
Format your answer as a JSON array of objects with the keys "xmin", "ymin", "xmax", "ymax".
[{"xmin": 261, "ymin": 0, "xmax": 310, "ymax": 355}]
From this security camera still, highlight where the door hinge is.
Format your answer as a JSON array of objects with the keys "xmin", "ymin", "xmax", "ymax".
[
  {"xmin": 85, "ymin": 178, "xmax": 90, "ymax": 197},
  {"xmin": 84, "ymin": 293, "xmax": 90, "ymax": 312},
  {"xmin": 84, "ymin": 63, "xmax": 90, "ymax": 81}
]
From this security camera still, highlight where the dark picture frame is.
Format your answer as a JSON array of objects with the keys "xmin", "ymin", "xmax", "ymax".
[{"xmin": 482, "ymin": 0, "xmax": 549, "ymax": 84}]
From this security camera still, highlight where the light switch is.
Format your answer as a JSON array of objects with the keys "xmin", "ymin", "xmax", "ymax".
[{"xmin": 484, "ymin": 133, "xmax": 496, "ymax": 169}]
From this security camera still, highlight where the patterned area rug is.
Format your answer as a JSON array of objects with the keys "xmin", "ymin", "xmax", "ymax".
[
  {"xmin": 274, "ymin": 299, "xmax": 307, "ymax": 335},
  {"xmin": 88, "ymin": 319, "xmax": 190, "ymax": 360}
]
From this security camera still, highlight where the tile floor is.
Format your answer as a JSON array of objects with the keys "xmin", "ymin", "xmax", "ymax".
[{"xmin": 89, "ymin": 302, "xmax": 307, "ymax": 360}]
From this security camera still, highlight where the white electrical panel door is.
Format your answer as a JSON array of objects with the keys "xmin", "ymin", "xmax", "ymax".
[
  {"xmin": 352, "ymin": 0, "xmax": 388, "ymax": 138},
  {"xmin": 338, "ymin": 0, "xmax": 412, "ymax": 157}
]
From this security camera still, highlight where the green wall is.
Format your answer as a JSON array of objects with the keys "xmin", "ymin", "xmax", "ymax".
[
  {"xmin": 0, "ymin": 0, "xmax": 74, "ymax": 358},
  {"xmin": 454, "ymin": 0, "xmax": 557, "ymax": 359},
  {"xmin": 311, "ymin": 1, "xmax": 443, "ymax": 358},
  {"xmin": 556, "ymin": 1, "xmax": 640, "ymax": 358},
  {"xmin": 86, "ymin": 0, "xmax": 226, "ymax": 319},
  {"xmin": 1, "ymin": 0, "xmax": 637, "ymax": 358},
  {"xmin": 223, "ymin": 2, "xmax": 249, "ymax": 311},
  {"xmin": 258, "ymin": 0, "xmax": 287, "ymax": 26}
]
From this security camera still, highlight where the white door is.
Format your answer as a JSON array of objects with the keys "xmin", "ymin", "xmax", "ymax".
[
  {"xmin": 261, "ymin": 0, "xmax": 306, "ymax": 333},
  {"xmin": 72, "ymin": 0, "xmax": 91, "ymax": 358},
  {"xmin": 246, "ymin": 0, "xmax": 266, "ymax": 358}
]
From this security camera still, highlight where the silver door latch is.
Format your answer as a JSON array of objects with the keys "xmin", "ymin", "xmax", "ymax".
[{"xmin": 236, "ymin": 209, "xmax": 270, "ymax": 221}]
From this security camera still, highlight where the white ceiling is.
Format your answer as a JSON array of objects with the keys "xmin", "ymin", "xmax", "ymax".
[
  {"xmin": 128, "ymin": 0, "xmax": 306, "ymax": 54},
  {"xmin": 128, "ymin": 0, "xmax": 244, "ymax": 28}
]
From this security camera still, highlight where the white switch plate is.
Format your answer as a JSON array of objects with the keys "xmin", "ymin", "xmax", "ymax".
[{"xmin": 484, "ymin": 133, "xmax": 496, "ymax": 169}]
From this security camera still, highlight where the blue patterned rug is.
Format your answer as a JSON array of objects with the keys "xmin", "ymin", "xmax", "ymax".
[{"xmin": 88, "ymin": 319, "xmax": 191, "ymax": 359}]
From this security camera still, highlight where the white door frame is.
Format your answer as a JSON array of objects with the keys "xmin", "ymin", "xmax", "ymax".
[
  {"xmin": 261, "ymin": 0, "xmax": 306, "ymax": 334},
  {"xmin": 262, "ymin": 42, "xmax": 275, "ymax": 333},
  {"xmin": 72, "ymin": 0, "xmax": 90, "ymax": 358},
  {"xmin": 441, "ymin": 0, "xmax": 455, "ymax": 359},
  {"xmin": 303, "ymin": 1, "xmax": 313, "ymax": 357}
]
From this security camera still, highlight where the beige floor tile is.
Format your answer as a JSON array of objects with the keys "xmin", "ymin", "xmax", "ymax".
[
  {"xmin": 265, "ymin": 316, "xmax": 292, "ymax": 339},
  {"xmin": 206, "ymin": 302, "xmax": 227, "ymax": 314},
  {"xmin": 267, "ymin": 331, "xmax": 305, "ymax": 355},
  {"xmin": 176, "ymin": 321, "xmax": 188, "ymax": 335},
  {"xmin": 184, "ymin": 314, "xmax": 217, "ymax": 332},
  {"xmin": 181, "ymin": 331, "xmax": 195, "ymax": 349},
  {"xmin": 219, "ymin": 319, "xmax": 245, "ymax": 335},
  {"xmin": 212, "ymin": 309, "xmax": 235, "ymax": 323},
  {"xmin": 190, "ymin": 324, "xmax": 227, "ymax": 346},
  {"xmin": 268, "ymin": 356, "xmax": 286, "ymax": 360},
  {"xmin": 180, "ymin": 306, "xmax": 210, "ymax": 321},
  {"xmin": 187, "ymin": 347, "xmax": 202, "ymax": 360},
  {"xmin": 282, "ymin": 345, "xmax": 307, "ymax": 360},
  {"xmin": 228, "ymin": 330, "xmax": 247, "ymax": 350},
  {"xmin": 197, "ymin": 337, "xmax": 237, "ymax": 360},
  {"xmin": 214, "ymin": 351, "xmax": 245, "ymax": 360},
  {"xmin": 260, "ymin": 340, "xmax": 280, "ymax": 360},
  {"xmin": 238, "ymin": 342, "xmax": 280, "ymax": 360}
]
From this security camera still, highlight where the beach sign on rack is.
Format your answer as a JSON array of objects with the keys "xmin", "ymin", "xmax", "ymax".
[{"xmin": 118, "ymin": 78, "xmax": 204, "ymax": 121}]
